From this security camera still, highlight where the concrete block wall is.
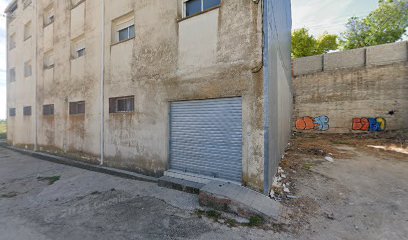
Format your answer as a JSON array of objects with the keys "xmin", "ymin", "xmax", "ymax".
[
  {"xmin": 293, "ymin": 41, "xmax": 408, "ymax": 133},
  {"xmin": 294, "ymin": 41, "xmax": 408, "ymax": 76}
]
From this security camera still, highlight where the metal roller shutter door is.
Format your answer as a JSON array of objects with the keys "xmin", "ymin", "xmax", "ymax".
[{"xmin": 169, "ymin": 97, "xmax": 243, "ymax": 183}]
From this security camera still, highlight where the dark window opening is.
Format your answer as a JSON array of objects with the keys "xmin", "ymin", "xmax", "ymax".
[
  {"xmin": 109, "ymin": 96, "xmax": 134, "ymax": 113},
  {"xmin": 23, "ymin": 106, "xmax": 32, "ymax": 116},
  {"xmin": 43, "ymin": 104, "xmax": 54, "ymax": 116},
  {"xmin": 9, "ymin": 108, "xmax": 16, "ymax": 117},
  {"xmin": 77, "ymin": 48, "xmax": 85, "ymax": 58},
  {"xmin": 69, "ymin": 101, "xmax": 85, "ymax": 115}
]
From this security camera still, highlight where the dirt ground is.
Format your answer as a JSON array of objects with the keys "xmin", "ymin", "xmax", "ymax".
[
  {"xmin": 276, "ymin": 131, "xmax": 408, "ymax": 240},
  {"xmin": 0, "ymin": 131, "xmax": 407, "ymax": 239}
]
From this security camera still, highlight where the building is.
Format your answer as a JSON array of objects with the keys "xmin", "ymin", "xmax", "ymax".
[{"xmin": 5, "ymin": 0, "xmax": 292, "ymax": 194}]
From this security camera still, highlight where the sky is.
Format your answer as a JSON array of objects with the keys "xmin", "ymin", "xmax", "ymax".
[{"xmin": 0, "ymin": 0, "xmax": 380, "ymax": 120}]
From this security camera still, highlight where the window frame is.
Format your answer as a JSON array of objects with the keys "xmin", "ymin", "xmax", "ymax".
[
  {"xmin": 69, "ymin": 101, "xmax": 85, "ymax": 115},
  {"xmin": 109, "ymin": 96, "xmax": 135, "ymax": 114},
  {"xmin": 24, "ymin": 21, "xmax": 32, "ymax": 40},
  {"xmin": 24, "ymin": 60, "xmax": 32, "ymax": 77},
  {"xmin": 23, "ymin": 0, "xmax": 32, "ymax": 9},
  {"xmin": 9, "ymin": 33, "xmax": 16, "ymax": 50},
  {"xmin": 44, "ymin": 50, "xmax": 55, "ymax": 69},
  {"xmin": 23, "ymin": 106, "xmax": 32, "ymax": 116},
  {"xmin": 9, "ymin": 108, "xmax": 16, "ymax": 117},
  {"xmin": 112, "ymin": 12, "xmax": 135, "ymax": 44},
  {"xmin": 43, "ymin": 5, "xmax": 55, "ymax": 27},
  {"xmin": 9, "ymin": 68, "xmax": 16, "ymax": 83},
  {"xmin": 43, "ymin": 104, "xmax": 55, "ymax": 116},
  {"xmin": 183, "ymin": 0, "xmax": 221, "ymax": 18}
]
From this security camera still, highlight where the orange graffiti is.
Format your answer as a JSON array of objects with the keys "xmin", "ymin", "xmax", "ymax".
[
  {"xmin": 295, "ymin": 117, "xmax": 315, "ymax": 130},
  {"xmin": 352, "ymin": 118, "xmax": 370, "ymax": 131}
]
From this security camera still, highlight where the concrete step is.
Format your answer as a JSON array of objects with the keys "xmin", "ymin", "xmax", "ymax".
[
  {"xmin": 199, "ymin": 181, "xmax": 286, "ymax": 223},
  {"xmin": 158, "ymin": 176, "xmax": 205, "ymax": 194}
]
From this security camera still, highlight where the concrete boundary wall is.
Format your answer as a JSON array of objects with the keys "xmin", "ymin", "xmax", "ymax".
[
  {"xmin": 294, "ymin": 41, "xmax": 408, "ymax": 76},
  {"xmin": 293, "ymin": 41, "xmax": 408, "ymax": 134}
]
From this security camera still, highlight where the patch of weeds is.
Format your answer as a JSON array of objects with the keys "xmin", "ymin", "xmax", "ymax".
[
  {"xmin": 1, "ymin": 192, "xmax": 18, "ymax": 198},
  {"xmin": 303, "ymin": 163, "xmax": 314, "ymax": 171},
  {"xmin": 247, "ymin": 215, "xmax": 265, "ymax": 227},
  {"xmin": 195, "ymin": 209, "xmax": 206, "ymax": 218},
  {"xmin": 225, "ymin": 219, "xmax": 238, "ymax": 227},
  {"xmin": 37, "ymin": 176, "xmax": 61, "ymax": 185},
  {"xmin": 206, "ymin": 210, "xmax": 222, "ymax": 220},
  {"xmin": 331, "ymin": 140, "xmax": 349, "ymax": 145}
]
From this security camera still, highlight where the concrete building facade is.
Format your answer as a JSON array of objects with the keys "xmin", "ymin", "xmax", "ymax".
[{"xmin": 6, "ymin": 0, "xmax": 292, "ymax": 194}]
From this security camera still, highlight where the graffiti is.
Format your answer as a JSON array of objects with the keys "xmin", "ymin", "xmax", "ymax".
[
  {"xmin": 352, "ymin": 117, "xmax": 386, "ymax": 132},
  {"xmin": 296, "ymin": 116, "xmax": 329, "ymax": 131}
]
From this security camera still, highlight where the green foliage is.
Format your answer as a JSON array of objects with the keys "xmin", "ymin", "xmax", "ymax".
[
  {"xmin": 340, "ymin": 0, "xmax": 408, "ymax": 49},
  {"xmin": 37, "ymin": 176, "xmax": 61, "ymax": 185},
  {"xmin": 0, "ymin": 122, "xmax": 6, "ymax": 139},
  {"xmin": 292, "ymin": 28, "xmax": 339, "ymax": 58}
]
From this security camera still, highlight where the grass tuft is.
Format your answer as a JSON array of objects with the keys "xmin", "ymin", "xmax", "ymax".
[{"xmin": 37, "ymin": 176, "xmax": 61, "ymax": 185}]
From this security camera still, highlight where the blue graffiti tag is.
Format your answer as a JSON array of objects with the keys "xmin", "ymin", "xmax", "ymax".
[{"xmin": 314, "ymin": 116, "xmax": 330, "ymax": 131}]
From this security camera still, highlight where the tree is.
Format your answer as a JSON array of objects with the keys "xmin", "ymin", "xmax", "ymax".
[
  {"xmin": 292, "ymin": 28, "xmax": 339, "ymax": 58},
  {"xmin": 341, "ymin": 0, "xmax": 408, "ymax": 49}
]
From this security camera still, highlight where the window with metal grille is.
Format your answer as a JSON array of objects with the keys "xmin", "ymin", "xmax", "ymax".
[
  {"xmin": 69, "ymin": 101, "xmax": 85, "ymax": 115},
  {"xmin": 184, "ymin": 0, "xmax": 221, "ymax": 17},
  {"xmin": 109, "ymin": 96, "xmax": 134, "ymax": 113},
  {"xmin": 43, "ymin": 104, "xmax": 54, "ymax": 116},
  {"xmin": 23, "ymin": 106, "xmax": 32, "ymax": 116},
  {"xmin": 9, "ymin": 108, "xmax": 16, "ymax": 117}
]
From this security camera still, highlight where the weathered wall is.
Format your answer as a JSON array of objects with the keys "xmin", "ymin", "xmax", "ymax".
[
  {"xmin": 293, "ymin": 42, "xmax": 408, "ymax": 133},
  {"xmin": 103, "ymin": 0, "xmax": 265, "ymax": 191},
  {"xmin": 263, "ymin": 0, "xmax": 292, "ymax": 194},
  {"xmin": 6, "ymin": 0, "xmax": 292, "ymax": 193}
]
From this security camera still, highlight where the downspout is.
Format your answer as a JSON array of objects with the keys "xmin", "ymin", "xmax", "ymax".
[
  {"xmin": 262, "ymin": 0, "xmax": 271, "ymax": 196},
  {"xmin": 34, "ymin": 0, "xmax": 38, "ymax": 151},
  {"xmin": 99, "ymin": 0, "xmax": 105, "ymax": 165}
]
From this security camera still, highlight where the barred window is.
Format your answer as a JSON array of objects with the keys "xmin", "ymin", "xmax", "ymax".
[
  {"xmin": 43, "ymin": 104, "xmax": 54, "ymax": 116},
  {"xmin": 69, "ymin": 101, "xmax": 85, "ymax": 115},
  {"xmin": 23, "ymin": 106, "xmax": 32, "ymax": 116},
  {"xmin": 9, "ymin": 108, "xmax": 16, "ymax": 117},
  {"xmin": 109, "ymin": 96, "xmax": 134, "ymax": 113}
]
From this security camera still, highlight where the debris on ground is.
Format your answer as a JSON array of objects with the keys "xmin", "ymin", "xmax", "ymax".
[
  {"xmin": 37, "ymin": 176, "xmax": 61, "ymax": 185},
  {"xmin": 325, "ymin": 156, "xmax": 334, "ymax": 162}
]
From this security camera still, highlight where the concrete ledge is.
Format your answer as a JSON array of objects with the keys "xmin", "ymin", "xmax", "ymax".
[
  {"xmin": 0, "ymin": 144, "xmax": 158, "ymax": 183},
  {"xmin": 324, "ymin": 48, "xmax": 365, "ymax": 71},
  {"xmin": 158, "ymin": 176, "xmax": 205, "ymax": 194},
  {"xmin": 367, "ymin": 41, "xmax": 407, "ymax": 66},
  {"xmin": 293, "ymin": 55, "xmax": 323, "ymax": 76},
  {"xmin": 199, "ymin": 181, "xmax": 283, "ymax": 222}
]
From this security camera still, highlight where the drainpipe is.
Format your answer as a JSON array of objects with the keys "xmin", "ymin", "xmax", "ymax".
[
  {"xmin": 99, "ymin": 0, "xmax": 105, "ymax": 165},
  {"xmin": 34, "ymin": 0, "xmax": 38, "ymax": 151}
]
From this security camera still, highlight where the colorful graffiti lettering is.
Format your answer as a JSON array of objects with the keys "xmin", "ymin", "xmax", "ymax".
[
  {"xmin": 352, "ymin": 117, "xmax": 386, "ymax": 132},
  {"xmin": 296, "ymin": 116, "xmax": 330, "ymax": 131}
]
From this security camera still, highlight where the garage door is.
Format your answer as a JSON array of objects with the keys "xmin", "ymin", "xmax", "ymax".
[{"xmin": 169, "ymin": 97, "xmax": 243, "ymax": 183}]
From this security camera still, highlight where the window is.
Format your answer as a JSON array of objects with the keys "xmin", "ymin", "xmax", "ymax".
[
  {"xmin": 23, "ymin": 106, "xmax": 32, "ymax": 116},
  {"xmin": 109, "ymin": 96, "xmax": 134, "ymax": 113},
  {"xmin": 118, "ymin": 25, "xmax": 135, "ymax": 42},
  {"xmin": 43, "ymin": 104, "xmax": 54, "ymax": 116},
  {"xmin": 9, "ymin": 68, "xmax": 16, "ymax": 83},
  {"xmin": 9, "ymin": 33, "xmax": 16, "ymax": 50},
  {"xmin": 9, "ymin": 108, "xmax": 16, "ymax": 117},
  {"xmin": 24, "ymin": 21, "xmax": 32, "ymax": 40},
  {"xmin": 71, "ymin": 36, "xmax": 85, "ymax": 59},
  {"xmin": 6, "ymin": 2, "xmax": 17, "ymax": 21},
  {"xmin": 24, "ymin": 61, "xmax": 32, "ymax": 77},
  {"xmin": 44, "ymin": 50, "xmax": 54, "ymax": 69},
  {"xmin": 23, "ymin": 0, "xmax": 32, "ymax": 9},
  {"xmin": 112, "ymin": 13, "xmax": 135, "ymax": 43},
  {"xmin": 184, "ymin": 0, "xmax": 221, "ymax": 17},
  {"xmin": 69, "ymin": 101, "xmax": 85, "ymax": 115},
  {"xmin": 44, "ymin": 5, "xmax": 55, "ymax": 27}
]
